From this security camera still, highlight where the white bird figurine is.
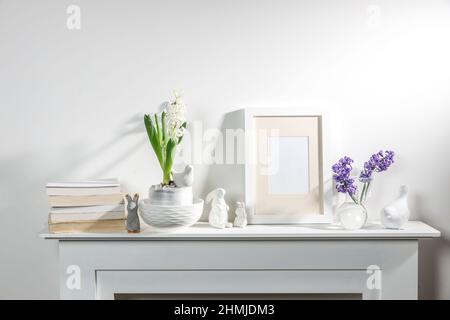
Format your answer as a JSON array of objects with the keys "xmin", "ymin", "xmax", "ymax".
[
  {"xmin": 172, "ymin": 165, "xmax": 194, "ymax": 187},
  {"xmin": 380, "ymin": 185, "xmax": 410, "ymax": 229},
  {"xmin": 233, "ymin": 202, "xmax": 247, "ymax": 228},
  {"xmin": 206, "ymin": 188, "xmax": 232, "ymax": 229}
]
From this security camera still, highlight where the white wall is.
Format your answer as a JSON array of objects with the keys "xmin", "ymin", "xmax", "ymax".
[{"xmin": 1, "ymin": 0, "xmax": 449, "ymax": 299}]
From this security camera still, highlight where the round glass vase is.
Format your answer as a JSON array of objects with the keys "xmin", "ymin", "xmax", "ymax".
[
  {"xmin": 337, "ymin": 202, "xmax": 368, "ymax": 230},
  {"xmin": 336, "ymin": 177, "xmax": 372, "ymax": 230}
]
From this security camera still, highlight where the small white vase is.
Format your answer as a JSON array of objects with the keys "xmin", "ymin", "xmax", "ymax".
[
  {"xmin": 337, "ymin": 202, "xmax": 368, "ymax": 230},
  {"xmin": 149, "ymin": 184, "xmax": 193, "ymax": 206},
  {"xmin": 380, "ymin": 185, "xmax": 410, "ymax": 229}
]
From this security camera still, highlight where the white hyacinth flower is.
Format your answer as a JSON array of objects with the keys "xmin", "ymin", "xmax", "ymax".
[{"xmin": 166, "ymin": 92, "xmax": 186, "ymax": 140}]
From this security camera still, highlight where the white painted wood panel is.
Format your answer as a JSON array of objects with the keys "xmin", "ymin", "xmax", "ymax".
[
  {"xmin": 57, "ymin": 239, "xmax": 419, "ymax": 299},
  {"xmin": 43, "ymin": 221, "xmax": 439, "ymax": 299}
]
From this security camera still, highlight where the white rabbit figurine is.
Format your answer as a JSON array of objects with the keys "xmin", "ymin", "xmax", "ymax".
[
  {"xmin": 233, "ymin": 202, "xmax": 247, "ymax": 228},
  {"xmin": 206, "ymin": 188, "xmax": 232, "ymax": 229},
  {"xmin": 380, "ymin": 185, "xmax": 410, "ymax": 229}
]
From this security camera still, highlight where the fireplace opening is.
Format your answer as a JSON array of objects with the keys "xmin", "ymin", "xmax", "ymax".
[{"xmin": 114, "ymin": 293, "xmax": 362, "ymax": 300}]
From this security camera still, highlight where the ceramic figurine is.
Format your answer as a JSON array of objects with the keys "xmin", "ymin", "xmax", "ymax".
[
  {"xmin": 380, "ymin": 185, "xmax": 410, "ymax": 229},
  {"xmin": 233, "ymin": 202, "xmax": 247, "ymax": 228},
  {"xmin": 125, "ymin": 194, "xmax": 140, "ymax": 233},
  {"xmin": 206, "ymin": 188, "xmax": 232, "ymax": 229},
  {"xmin": 173, "ymin": 165, "xmax": 194, "ymax": 187}
]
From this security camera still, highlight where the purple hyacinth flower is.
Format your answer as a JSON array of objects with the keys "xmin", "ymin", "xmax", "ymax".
[
  {"xmin": 359, "ymin": 150, "xmax": 395, "ymax": 181},
  {"xmin": 332, "ymin": 156, "xmax": 357, "ymax": 195}
]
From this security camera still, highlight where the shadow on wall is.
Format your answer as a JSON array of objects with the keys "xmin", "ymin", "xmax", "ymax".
[
  {"xmin": 199, "ymin": 110, "xmax": 245, "ymax": 221},
  {"xmin": 414, "ymin": 193, "xmax": 450, "ymax": 300},
  {"xmin": 0, "ymin": 114, "xmax": 146, "ymax": 298},
  {"xmin": 0, "ymin": 113, "xmax": 146, "ymax": 224},
  {"xmin": 90, "ymin": 114, "xmax": 148, "ymax": 178}
]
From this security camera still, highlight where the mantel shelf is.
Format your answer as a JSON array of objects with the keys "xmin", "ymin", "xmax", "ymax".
[{"xmin": 40, "ymin": 220, "xmax": 440, "ymax": 241}]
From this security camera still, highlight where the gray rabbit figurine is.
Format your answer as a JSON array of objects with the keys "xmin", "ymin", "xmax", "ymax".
[{"xmin": 125, "ymin": 194, "xmax": 140, "ymax": 233}]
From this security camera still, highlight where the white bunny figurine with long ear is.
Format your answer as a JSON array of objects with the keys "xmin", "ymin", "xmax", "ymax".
[{"xmin": 206, "ymin": 188, "xmax": 232, "ymax": 229}]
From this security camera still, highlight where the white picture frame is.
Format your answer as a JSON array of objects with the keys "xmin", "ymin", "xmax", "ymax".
[{"xmin": 244, "ymin": 108, "xmax": 334, "ymax": 224}]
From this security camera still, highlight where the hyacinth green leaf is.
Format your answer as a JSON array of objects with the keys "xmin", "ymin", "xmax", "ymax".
[
  {"xmin": 163, "ymin": 139, "xmax": 177, "ymax": 184},
  {"xmin": 144, "ymin": 114, "xmax": 164, "ymax": 169},
  {"xmin": 154, "ymin": 113, "xmax": 163, "ymax": 147},
  {"xmin": 161, "ymin": 111, "xmax": 167, "ymax": 145},
  {"xmin": 144, "ymin": 115, "xmax": 157, "ymax": 156}
]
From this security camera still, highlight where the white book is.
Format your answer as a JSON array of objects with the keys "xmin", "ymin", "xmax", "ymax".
[
  {"xmin": 50, "ymin": 204, "xmax": 125, "ymax": 214},
  {"xmin": 48, "ymin": 194, "xmax": 125, "ymax": 207},
  {"xmin": 46, "ymin": 186, "xmax": 121, "ymax": 196},
  {"xmin": 48, "ymin": 211, "xmax": 126, "ymax": 224},
  {"xmin": 48, "ymin": 219, "xmax": 125, "ymax": 233},
  {"xmin": 46, "ymin": 179, "xmax": 119, "ymax": 188}
]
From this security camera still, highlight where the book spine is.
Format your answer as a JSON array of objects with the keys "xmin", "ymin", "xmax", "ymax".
[
  {"xmin": 50, "ymin": 204, "xmax": 125, "ymax": 214},
  {"xmin": 48, "ymin": 219, "xmax": 126, "ymax": 233},
  {"xmin": 49, "ymin": 211, "xmax": 126, "ymax": 223},
  {"xmin": 48, "ymin": 194, "xmax": 124, "ymax": 207},
  {"xmin": 46, "ymin": 186, "xmax": 121, "ymax": 196}
]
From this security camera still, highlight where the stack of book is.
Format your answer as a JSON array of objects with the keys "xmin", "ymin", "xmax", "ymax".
[{"xmin": 46, "ymin": 179, "xmax": 126, "ymax": 233}]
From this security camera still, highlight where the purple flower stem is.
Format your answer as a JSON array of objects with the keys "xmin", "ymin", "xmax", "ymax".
[
  {"xmin": 364, "ymin": 181, "xmax": 371, "ymax": 203},
  {"xmin": 356, "ymin": 181, "xmax": 371, "ymax": 206},
  {"xmin": 349, "ymin": 193, "xmax": 359, "ymax": 205}
]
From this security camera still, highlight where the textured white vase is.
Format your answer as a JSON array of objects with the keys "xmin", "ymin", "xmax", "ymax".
[
  {"xmin": 139, "ymin": 183, "xmax": 200, "ymax": 232},
  {"xmin": 139, "ymin": 198, "xmax": 203, "ymax": 231},
  {"xmin": 380, "ymin": 185, "xmax": 410, "ymax": 229}
]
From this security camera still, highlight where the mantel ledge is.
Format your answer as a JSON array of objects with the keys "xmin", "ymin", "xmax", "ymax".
[{"xmin": 40, "ymin": 220, "xmax": 440, "ymax": 241}]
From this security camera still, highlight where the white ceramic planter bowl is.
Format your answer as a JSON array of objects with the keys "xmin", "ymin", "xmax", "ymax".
[{"xmin": 138, "ymin": 198, "xmax": 204, "ymax": 231}]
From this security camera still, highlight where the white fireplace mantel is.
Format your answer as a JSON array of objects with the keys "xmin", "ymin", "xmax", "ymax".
[{"xmin": 41, "ymin": 221, "xmax": 440, "ymax": 300}]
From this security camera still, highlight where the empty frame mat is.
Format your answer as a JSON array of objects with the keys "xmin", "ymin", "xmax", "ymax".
[{"xmin": 254, "ymin": 116, "xmax": 324, "ymax": 216}]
